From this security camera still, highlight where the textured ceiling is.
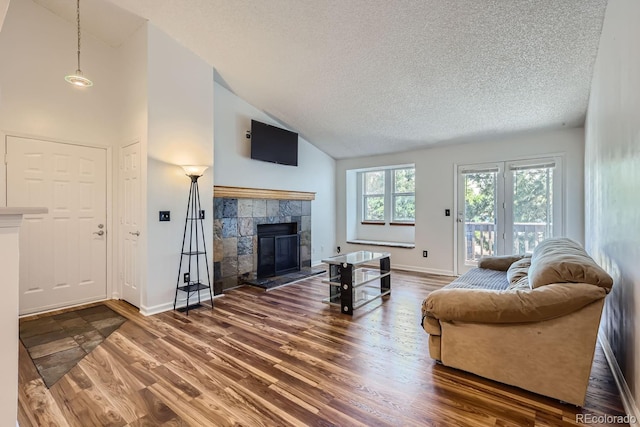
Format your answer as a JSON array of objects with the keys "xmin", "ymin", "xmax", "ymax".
[
  {"xmin": 32, "ymin": 0, "xmax": 145, "ymax": 47},
  {"xmin": 44, "ymin": 0, "xmax": 608, "ymax": 159}
]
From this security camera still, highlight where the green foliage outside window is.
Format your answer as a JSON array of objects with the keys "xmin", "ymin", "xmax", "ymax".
[
  {"xmin": 364, "ymin": 171, "xmax": 385, "ymax": 220},
  {"xmin": 393, "ymin": 168, "xmax": 415, "ymax": 221}
]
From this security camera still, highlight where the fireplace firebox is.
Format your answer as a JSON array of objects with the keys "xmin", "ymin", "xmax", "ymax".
[{"xmin": 257, "ymin": 222, "xmax": 300, "ymax": 278}]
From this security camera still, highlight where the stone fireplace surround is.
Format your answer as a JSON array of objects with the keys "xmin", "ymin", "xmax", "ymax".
[{"xmin": 213, "ymin": 187, "xmax": 314, "ymax": 294}]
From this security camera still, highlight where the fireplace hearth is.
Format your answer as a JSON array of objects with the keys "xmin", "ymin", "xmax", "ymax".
[{"xmin": 257, "ymin": 222, "xmax": 300, "ymax": 278}]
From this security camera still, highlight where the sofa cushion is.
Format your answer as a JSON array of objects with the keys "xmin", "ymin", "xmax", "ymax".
[
  {"xmin": 528, "ymin": 237, "xmax": 613, "ymax": 290},
  {"xmin": 422, "ymin": 282, "xmax": 606, "ymax": 323},
  {"xmin": 477, "ymin": 254, "xmax": 526, "ymax": 271},
  {"xmin": 506, "ymin": 256, "xmax": 531, "ymax": 286}
]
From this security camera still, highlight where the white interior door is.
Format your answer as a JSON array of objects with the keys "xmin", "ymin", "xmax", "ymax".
[
  {"xmin": 6, "ymin": 136, "xmax": 107, "ymax": 315},
  {"xmin": 120, "ymin": 142, "xmax": 141, "ymax": 308}
]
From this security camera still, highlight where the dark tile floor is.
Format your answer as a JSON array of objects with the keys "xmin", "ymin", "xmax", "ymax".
[
  {"xmin": 19, "ymin": 304, "xmax": 126, "ymax": 388},
  {"xmin": 242, "ymin": 267, "xmax": 326, "ymax": 290}
]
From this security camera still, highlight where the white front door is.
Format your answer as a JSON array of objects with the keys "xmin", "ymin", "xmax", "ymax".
[
  {"xmin": 6, "ymin": 136, "xmax": 107, "ymax": 315},
  {"xmin": 120, "ymin": 142, "xmax": 141, "ymax": 308}
]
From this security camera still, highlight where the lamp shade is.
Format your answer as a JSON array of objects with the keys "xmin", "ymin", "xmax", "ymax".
[{"xmin": 181, "ymin": 165, "xmax": 208, "ymax": 177}]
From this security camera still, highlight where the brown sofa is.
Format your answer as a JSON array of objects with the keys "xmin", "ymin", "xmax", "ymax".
[{"xmin": 421, "ymin": 237, "xmax": 613, "ymax": 406}]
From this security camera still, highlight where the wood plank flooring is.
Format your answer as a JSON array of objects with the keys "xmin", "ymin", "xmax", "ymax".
[{"xmin": 18, "ymin": 270, "xmax": 627, "ymax": 426}]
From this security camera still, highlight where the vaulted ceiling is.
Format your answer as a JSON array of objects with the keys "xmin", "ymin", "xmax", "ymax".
[{"xmin": 32, "ymin": 0, "xmax": 608, "ymax": 159}]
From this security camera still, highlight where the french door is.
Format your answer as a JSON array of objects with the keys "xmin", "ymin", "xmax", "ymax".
[{"xmin": 456, "ymin": 157, "xmax": 562, "ymax": 273}]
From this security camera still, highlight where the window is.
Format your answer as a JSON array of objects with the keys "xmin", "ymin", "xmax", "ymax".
[
  {"xmin": 392, "ymin": 168, "xmax": 415, "ymax": 222},
  {"xmin": 361, "ymin": 166, "xmax": 415, "ymax": 223},
  {"xmin": 363, "ymin": 171, "xmax": 385, "ymax": 221}
]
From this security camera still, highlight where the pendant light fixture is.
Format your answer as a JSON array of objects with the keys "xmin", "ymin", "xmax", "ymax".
[{"xmin": 65, "ymin": 0, "xmax": 93, "ymax": 87}]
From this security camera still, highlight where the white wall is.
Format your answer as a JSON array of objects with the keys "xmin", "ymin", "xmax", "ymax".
[
  {"xmin": 0, "ymin": 0, "xmax": 120, "ymax": 147},
  {"xmin": 213, "ymin": 82, "xmax": 336, "ymax": 264},
  {"xmin": 585, "ymin": 0, "xmax": 640, "ymax": 418},
  {"xmin": 144, "ymin": 24, "xmax": 214, "ymax": 313},
  {"xmin": 336, "ymin": 128, "xmax": 585, "ymax": 275}
]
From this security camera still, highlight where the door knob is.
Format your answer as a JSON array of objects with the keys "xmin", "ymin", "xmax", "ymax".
[
  {"xmin": 129, "ymin": 231, "xmax": 140, "ymax": 236},
  {"xmin": 93, "ymin": 230, "xmax": 105, "ymax": 236}
]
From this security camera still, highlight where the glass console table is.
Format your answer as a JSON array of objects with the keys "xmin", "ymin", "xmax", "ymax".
[{"xmin": 321, "ymin": 251, "xmax": 391, "ymax": 315}]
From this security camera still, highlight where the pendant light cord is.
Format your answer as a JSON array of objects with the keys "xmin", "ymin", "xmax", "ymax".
[{"xmin": 76, "ymin": 0, "xmax": 81, "ymax": 71}]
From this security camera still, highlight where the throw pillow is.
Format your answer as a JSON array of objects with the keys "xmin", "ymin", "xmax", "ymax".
[{"xmin": 506, "ymin": 256, "xmax": 531, "ymax": 285}]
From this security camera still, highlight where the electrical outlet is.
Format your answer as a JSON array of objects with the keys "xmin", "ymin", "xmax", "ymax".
[
  {"xmin": 423, "ymin": 250, "xmax": 428, "ymax": 258},
  {"xmin": 183, "ymin": 272, "xmax": 190, "ymax": 283},
  {"xmin": 199, "ymin": 210, "xmax": 205, "ymax": 219},
  {"xmin": 445, "ymin": 209, "xmax": 451, "ymax": 216},
  {"xmin": 159, "ymin": 211, "xmax": 170, "ymax": 221}
]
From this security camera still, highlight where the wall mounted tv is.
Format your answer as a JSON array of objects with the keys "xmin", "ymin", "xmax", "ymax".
[{"xmin": 250, "ymin": 120, "xmax": 298, "ymax": 166}]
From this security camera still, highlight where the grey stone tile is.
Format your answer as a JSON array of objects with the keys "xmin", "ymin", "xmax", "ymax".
[
  {"xmin": 221, "ymin": 218, "xmax": 238, "ymax": 237},
  {"xmin": 266, "ymin": 199, "xmax": 279, "ymax": 217},
  {"xmin": 301, "ymin": 230, "xmax": 311, "ymax": 247},
  {"xmin": 213, "ymin": 235, "xmax": 223, "ymax": 262},
  {"xmin": 90, "ymin": 317, "xmax": 126, "ymax": 336},
  {"xmin": 238, "ymin": 236, "xmax": 253, "ymax": 255},
  {"xmin": 238, "ymin": 199, "xmax": 253, "ymax": 217},
  {"xmin": 300, "ymin": 245, "xmax": 311, "ymax": 263},
  {"xmin": 280, "ymin": 200, "xmax": 302, "ymax": 216},
  {"xmin": 221, "ymin": 257, "xmax": 238, "ymax": 278},
  {"xmin": 214, "ymin": 219, "xmax": 223, "ymax": 239},
  {"xmin": 214, "ymin": 198, "xmax": 224, "ymax": 219},
  {"xmin": 252, "ymin": 199, "xmax": 267, "ymax": 217},
  {"xmin": 238, "ymin": 254, "xmax": 253, "ymax": 274},
  {"xmin": 74, "ymin": 330, "xmax": 104, "ymax": 353},
  {"xmin": 292, "ymin": 216, "xmax": 301, "ymax": 231},
  {"xmin": 223, "ymin": 237, "xmax": 238, "ymax": 257},
  {"xmin": 19, "ymin": 317, "xmax": 63, "ymax": 339},
  {"xmin": 52, "ymin": 311, "xmax": 81, "ymax": 321},
  {"xmin": 238, "ymin": 218, "xmax": 254, "ymax": 236},
  {"xmin": 302, "ymin": 215, "xmax": 311, "ymax": 232},
  {"xmin": 222, "ymin": 199, "xmax": 237, "ymax": 218},
  {"xmin": 29, "ymin": 337, "xmax": 79, "ymax": 359},
  {"xmin": 222, "ymin": 276, "xmax": 239, "ymax": 291},
  {"xmin": 39, "ymin": 356, "xmax": 84, "ymax": 388},
  {"xmin": 214, "ymin": 262, "xmax": 222, "ymax": 281},
  {"xmin": 34, "ymin": 346, "xmax": 87, "ymax": 372},
  {"xmin": 21, "ymin": 328, "xmax": 71, "ymax": 348},
  {"xmin": 301, "ymin": 200, "xmax": 311, "ymax": 216}
]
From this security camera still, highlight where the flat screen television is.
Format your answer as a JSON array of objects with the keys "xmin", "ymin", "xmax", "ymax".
[{"xmin": 250, "ymin": 120, "xmax": 298, "ymax": 166}]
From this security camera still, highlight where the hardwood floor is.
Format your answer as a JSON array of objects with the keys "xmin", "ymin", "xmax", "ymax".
[{"xmin": 18, "ymin": 270, "xmax": 627, "ymax": 426}]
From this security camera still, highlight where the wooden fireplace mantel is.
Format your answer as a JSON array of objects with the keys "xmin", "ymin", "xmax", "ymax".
[{"xmin": 213, "ymin": 186, "xmax": 316, "ymax": 201}]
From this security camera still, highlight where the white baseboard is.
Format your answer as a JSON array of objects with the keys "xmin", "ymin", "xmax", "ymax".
[
  {"xmin": 312, "ymin": 260, "xmax": 454, "ymax": 277},
  {"xmin": 598, "ymin": 332, "xmax": 640, "ymax": 424},
  {"xmin": 140, "ymin": 292, "xmax": 224, "ymax": 316},
  {"xmin": 391, "ymin": 264, "xmax": 455, "ymax": 277}
]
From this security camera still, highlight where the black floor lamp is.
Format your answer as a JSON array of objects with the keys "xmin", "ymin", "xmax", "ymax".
[{"xmin": 173, "ymin": 165, "xmax": 214, "ymax": 314}]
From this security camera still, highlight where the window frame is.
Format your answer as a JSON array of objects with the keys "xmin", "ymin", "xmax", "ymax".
[
  {"xmin": 362, "ymin": 170, "xmax": 386, "ymax": 223},
  {"xmin": 391, "ymin": 167, "xmax": 416, "ymax": 224},
  {"xmin": 359, "ymin": 166, "xmax": 415, "ymax": 225}
]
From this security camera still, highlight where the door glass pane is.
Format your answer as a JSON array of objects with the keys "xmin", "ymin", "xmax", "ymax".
[
  {"xmin": 512, "ymin": 167, "xmax": 553, "ymax": 254},
  {"xmin": 464, "ymin": 172, "xmax": 496, "ymax": 264}
]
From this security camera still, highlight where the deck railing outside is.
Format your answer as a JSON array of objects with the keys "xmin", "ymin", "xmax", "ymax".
[{"xmin": 465, "ymin": 222, "xmax": 549, "ymax": 262}]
